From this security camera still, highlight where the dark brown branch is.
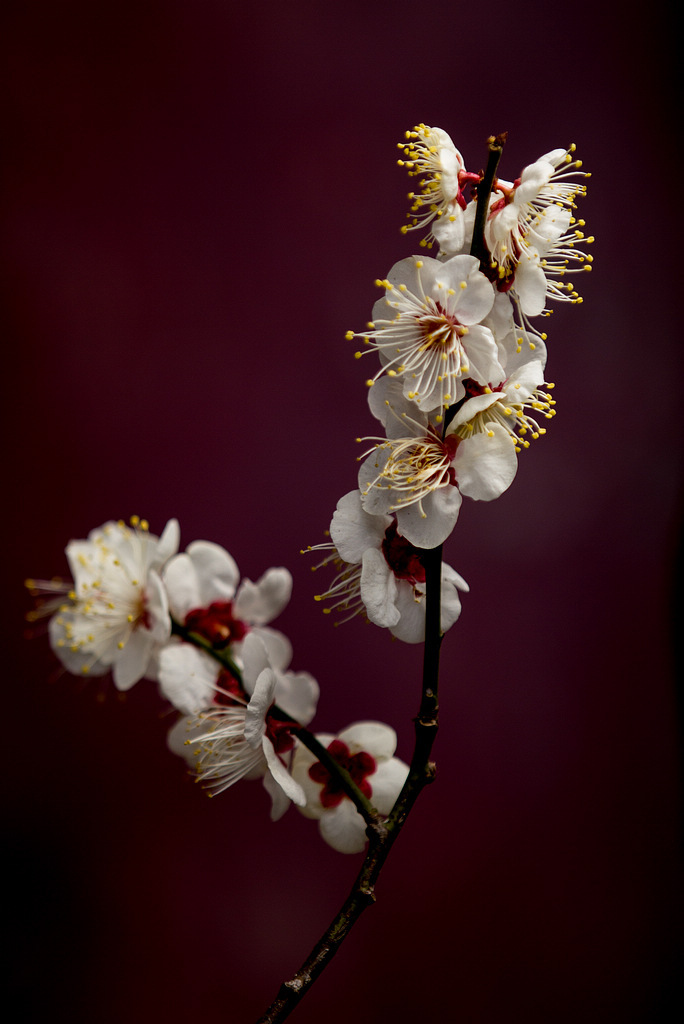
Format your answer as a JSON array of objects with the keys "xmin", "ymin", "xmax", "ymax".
[
  {"xmin": 469, "ymin": 133, "xmax": 507, "ymax": 271},
  {"xmin": 257, "ymin": 545, "xmax": 444, "ymax": 1023}
]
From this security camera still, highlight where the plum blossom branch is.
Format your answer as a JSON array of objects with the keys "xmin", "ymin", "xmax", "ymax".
[
  {"xmin": 257, "ymin": 137, "xmax": 508, "ymax": 1022},
  {"xmin": 171, "ymin": 616, "xmax": 380, "ymax": 826},
  {"xmin": 29, "ymin": 123, "xmax": 590, "ymax": 1024}
]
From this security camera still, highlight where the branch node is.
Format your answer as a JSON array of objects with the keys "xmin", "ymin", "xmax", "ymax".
[
  {"xmin": 425, "ymin": 761, "xmax": 437, "ymax": 782},
  {"xmin": 368, "ymin": 820, "xmax": 389, "ymax": 843},
  {"xmin": 359, "ymin": 885, "xmax": 376, "ymax": 904}
]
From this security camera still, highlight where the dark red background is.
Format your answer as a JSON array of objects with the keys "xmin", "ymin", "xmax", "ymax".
[{"xmin": 3, "ymin": 2, "xmax": 682, "ymax": 1021}]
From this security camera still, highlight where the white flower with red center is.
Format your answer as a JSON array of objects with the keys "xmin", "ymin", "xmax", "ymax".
[
  {"xmin": 162, "ymin": 540, "xmax": 292, "ymax": 668},
  {"xmin": 357, "ymin": 378, "xmax": 517, "ymax": 548},
  {"xmin": 167, "ymin": 633, "xmax": 318, "ymax": 820},
  {"xmin": 291, "ymin": 722, "xmax": 409, "ymax": 854},
  {"xmin": 309, "ymin": 490, "xmax": 468, "ymax": 642},
  {"xmin": 348, "ymin": 255, "xmax": 502, "ymax": 411},
  {"xmin": 485, "ymin": 146, "xmax": 592, "ymax": 315},
  {"xmin": 452, "ymin": 359, "xmax": 556, "ymax": 452},
  {"xmin": 397, "ymin": 124, "xmax": 473, "ymax": 249},
  {"xmin": 46, "ymin": 516, "xmax": 179, "ymax": 689}
]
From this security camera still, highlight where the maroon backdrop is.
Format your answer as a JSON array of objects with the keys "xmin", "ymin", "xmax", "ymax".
[{"xmin": 4, "ymin": 2, "xmax": 682, "ymax": 1022}]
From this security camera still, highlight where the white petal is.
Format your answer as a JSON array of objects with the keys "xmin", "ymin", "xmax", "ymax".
[
  {"xmin": 186, "ymin": 540, "xmax": 240, "ymax": 606},
  {"xmin": 368, "ymin": 757, "xmax": 409, "ymax": 815},
  {"xmin": 249, "ymin": 626, "xmax": 292, "ymax": 673},
  {"xmin": 263, "ymin": 769, "xmax": 292, "ymax": 821},
  {"xmin": 440, "ymin": 562, "xmax": 468, "ymax": 634},
  {"xmin": 262, "ymin": 736, "xmax": 306, "ymax": 807},
  {"xmin": 157, "ymin": 643, "xmax": 219, "ymax": 714},
  {"xmin": 454, "ymin": 423, "xmax": 518, "ymax": 501},
  {"xmin": 244, "ymin": 668, "xmax": 277, "ymax": 748},
  {"xmin": 113, "ymin": 629, "xmax": 154, "ymax": 690},
  {"xmin": 338, "ymin": 721, "xmax": 397, "ymax": 761},
  {"xmin": 330, "ymin": 490, "xmax": 390, "ymax": 563},
  {"xmin": 431, "ymin": 208, "xmax": 465, "ymax": 254},
  {"xmin": 161, "ymin": 553, "xmax": 203, "ymax": 621},
  {"xmin": 504, "ymin": 359, "xmax": 545, "ymax": 403},
  {"xmin": 358, "ymin": 448, "xmax": 394, "ymax": 517},
  {"xmin": 48, "ymin": 611, "xmax": 110, "ymax": 676},
  {"xmin": 359, "ymin": 548, "xmax": 400, "ymax": 627},
  {"xmin": 234, "ymin": 568, "xmax": 292, "ymax": 625},
  {"xmin": 515, "ymin": 257, "xmax": 547, "ymax": 317},
  {"xmin": 461, "ymin": 324, "xmax": 504, "ymax": 385},
  {"xmin": 239, "ymin": 632, "xmax": 272, "ymax": 694},
  {"xmin": 443, "ymin": 255, "xmax": 495, "ymax": 323},
  {"xmin": 389, "ymin": 581, "xmax": 427, "ymax": 643},
  {"xmin": 319, "ymin": 800, "xmax": 368, "ymax": 854},
  {"xmin": 144, "ymin": 570, "xmax": 171, "ymax": 643},
  {"xmin": 395, "ymin": 485, "xmax": 462, "ymax": 548},
  {"xmin": 153, "ymin": 518, "xmax": 180, "ymax": 568},
  {"xmin": 167, "ymin": 714, "xmax": 204, "ymax": 764},
  {"xmin": 449, "ymin": 392, "xmax": 500, "ymax": 430},
  {"xmin": 274, "ymin": 671, "xmax": 319, "ymax": 726}
]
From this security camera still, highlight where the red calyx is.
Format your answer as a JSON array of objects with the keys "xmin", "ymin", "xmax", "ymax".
[
  {"xmin": 184, "ymin": 601, "xmax": 248, "ymax": 649},
  {"xmin": 309, "ymin": 739, "xmax": 376, "ymax": 809},
  {"xmin": 381, "ymin": 521, "xmax": 427, "ymax": 584}
]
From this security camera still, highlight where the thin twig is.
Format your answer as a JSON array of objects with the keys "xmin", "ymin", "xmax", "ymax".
[{"xmin": 171, "ymin": 618, "xmax": 379, "ymax": 822}]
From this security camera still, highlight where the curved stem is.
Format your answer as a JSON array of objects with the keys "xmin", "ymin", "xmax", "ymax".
[
  {"xmin": 170, "ymin": 617, "xmax": 378, "ymax": 823},
  {"xmin": 257, "ymin": 543, "xmax": 444, "ymax": 1023}
]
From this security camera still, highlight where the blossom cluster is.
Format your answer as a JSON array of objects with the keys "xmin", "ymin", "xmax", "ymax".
[
  {"xmin": 28, "ymin": 516, "xmax": 407, "ymax": 852},
  {"xmin": 310, "ymin": 124, "xmax": 590, "ymax": 640},
  {"xmin": 28, "ymin": 125, "xmax": 590, "ymax": 856}
]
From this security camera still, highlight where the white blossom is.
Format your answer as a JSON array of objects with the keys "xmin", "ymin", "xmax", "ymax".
[
  {"xmin": 47, "ymin": 517, "xmax": 179, "ymax": 689},
  {"xmin": 485, "ymin": 146, "xmax": 592, "ymax": 315},
  {"xmin": 451, "ymin": 360, "xmax": 556, "ymax": 452},
  {"xmin": 292, "ymin": 722, "xmax": 409, "ymax": 854},
  {"xmin": 167, "ymin": 633, "xmax": 318, "ymax": 820},
  {"xmin": 160, "ymin": 540, "xmax": 293, "ymax": 707},
  {"xmin": 348, "ymin": 255, "xmax": 502, "ymax": 411},
  {"xmin": 357, "ymin": 379, "xmax": 517, "ymax": 548},
  {"xmin": 308, "ymin": 490, "xmax": 468, "ymax": 642},
  {"xmin": 397, "ymin": 124, "xmax": 467, "ymax": 247}
]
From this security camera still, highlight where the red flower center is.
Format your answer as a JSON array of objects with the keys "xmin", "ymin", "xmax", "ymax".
[
  {"xmin": 309, "ymin": 739, "xmax": 377, "ymax": 809},
  {"xmin": 184, "ymin": 601, "xmax": 248, "ymax": 649},
  {"xmin": 265, "ymin": 712, "xmax": 299, "ymax": 755},
  {"xmin": 213, "ymin": 668, "xmax": 248, "ymax": 706},
  {"xmin": 381, "ymin": 521, "xmax": 426, "ymax": 584}
]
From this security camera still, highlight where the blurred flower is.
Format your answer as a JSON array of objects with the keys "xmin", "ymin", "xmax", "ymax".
[
  {"xmin": 168, "ymin": 633, "xmax": 318, "ymax": 820},
  {"xmin": 292, "ymin": 722, "xmax": 409, "ymax": 854},
  {"xmin": 162, "ymin": 539, "xmax": 292, "ymax": 667},
  {"xmin": 45, "ymin": 517, "xmax": 179, "ymax": 689}
]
